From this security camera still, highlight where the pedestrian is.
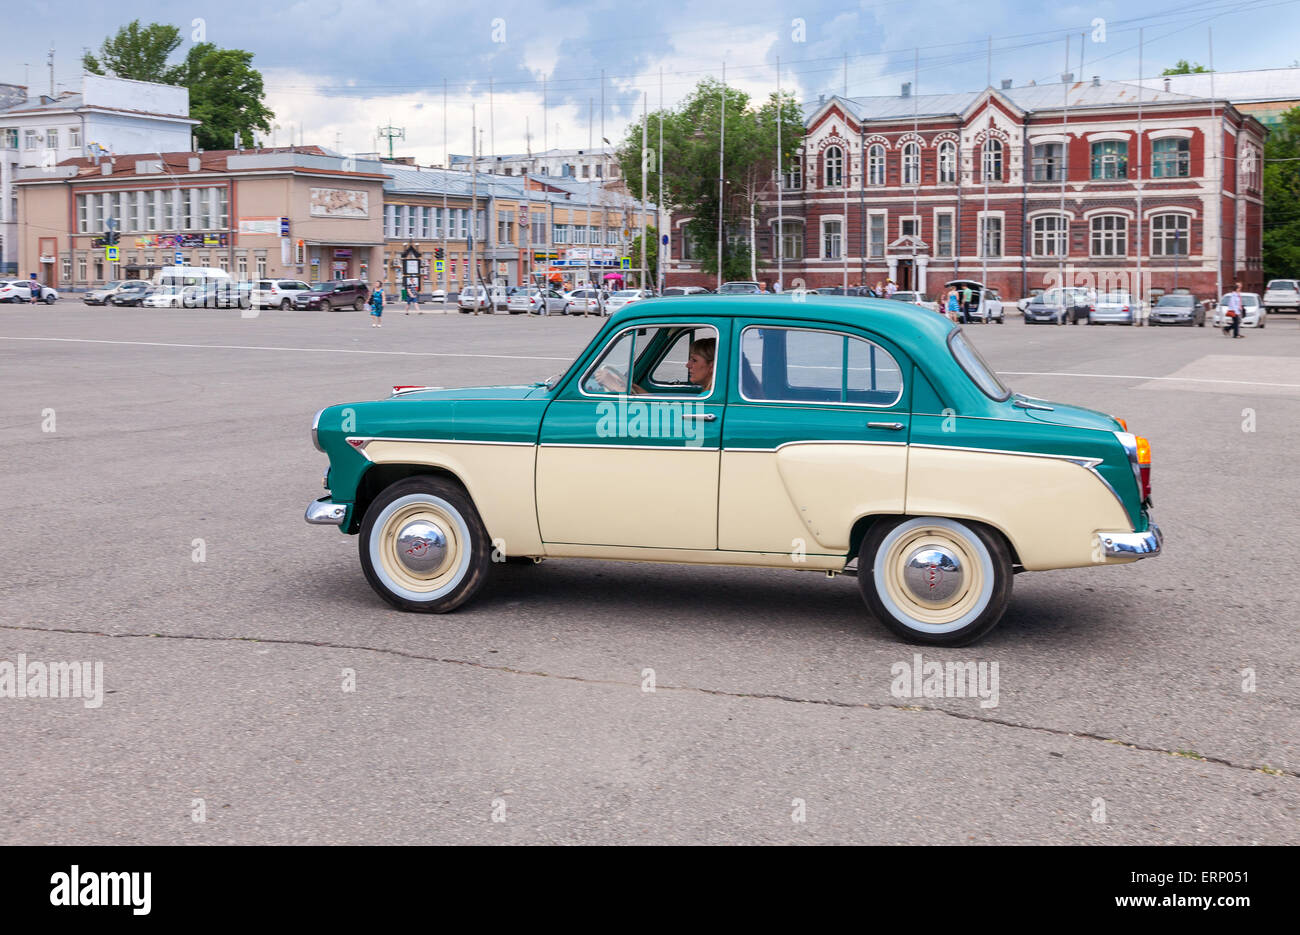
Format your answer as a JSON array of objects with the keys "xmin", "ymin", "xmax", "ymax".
[
  {"xmin": 946, "ymin": 288, "xmax": 961, "ymax": 320},
  {"xmin": 404, "ymin": 282, "xmax": 419, "ymax": 315},
  {"xmin": 960, "ymin": 283, "xmax": 974, "ymax": 323},
  {"xmin": 369, "ymin": 281, "xmax": 384, "ymax": 327},
  {"xmin": 773, "ymin": 279, "xmax": 783, "ymax": 294},
  {"xmin": 885, "ymin": 279, "xmax": 898, "ymax": 297},
  {"xmin": 28, "ymin": 273, "xmax": 40, "ymax": 305},
  {"xmin": 1224, "ymin": 282, "xmax": 1244, "ymax": 338}
]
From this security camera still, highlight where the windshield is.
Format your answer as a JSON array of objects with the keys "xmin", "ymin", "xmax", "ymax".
[
  {"xmin": 1221, "ymin": 294, "xmax": 1259, "ymax": 306},
  {"xmin": 1157, "ymin": 296, "xmax": 1195, "ymax": 307},
  {"xmin": 949, "ymin": 331, "xmax": 1011, "ymax": 401},
  {"xmin": 1099, "ymin": 293, "xmax": 1131, "ymax": 303},
  {"xmin": 719, "ymin": 283, "xmax": 758, "ymax": 293}
]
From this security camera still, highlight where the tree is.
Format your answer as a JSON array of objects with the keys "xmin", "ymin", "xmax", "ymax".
[
  {"xmin": 82, "ymin": 20, "xmax": 184, "ymax": 83},
  {"xmin": 617, "ymin": 78, "xmax": 803, "ymax": 280},
  {"xmin": 1162, "ymin": 60, "xmax": 1211, "ymax": 75},
  {"xmin": 182, "ymin": 44, "xmax": 274, "ymax": 150},
  {"xmin": 82, "ymin": 21, "xmax": 274, "ymax": 151},
  {"xmin": 629, "ymin": 225, "xmax": 659, "ymax": 286},
  {"xmin": 1263, "ymin": 106, "xmax": 1300, "ymax": 282}
]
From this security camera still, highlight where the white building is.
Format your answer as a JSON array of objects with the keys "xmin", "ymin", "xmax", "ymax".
[
  {"xmin": 0, "ymin": 74, "xmax": 197, "ymax": 273},
  {"xmin": 452, "ymin": 146, "xmax": 622, "ymax": 184}
]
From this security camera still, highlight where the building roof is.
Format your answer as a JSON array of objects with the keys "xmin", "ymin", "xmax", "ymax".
[
  {"xmin": 21, "ymin": 146, "xmax": 334, "ymax": 181},
  {"xmin": 1133, "ymin": 67, "xmax": 1300, "ymax": 104},
  {"xmin": 381, "ymin": 161, "xmax": 652, "ymax": 210}
]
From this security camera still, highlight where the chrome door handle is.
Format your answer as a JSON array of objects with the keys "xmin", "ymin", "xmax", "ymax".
[
  {"xmin": 683, "ymin": 413, "xmax": 716, "ymax": 422},
  {"xmin": 868, "ymin": 422, "xmax": 904, "ymax": 430}
]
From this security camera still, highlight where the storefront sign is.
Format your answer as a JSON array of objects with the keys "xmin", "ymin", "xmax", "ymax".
[
  {"xmin": 333, "ymin": 249, "xmax": 353, "ymax": 258},
  {"xmin": 238, "ymin": 217, "xmax": 280, "ymax": 235},
  {"xmin": 127, "ymin": 233, "xmax": 229, "ymax": 249}
]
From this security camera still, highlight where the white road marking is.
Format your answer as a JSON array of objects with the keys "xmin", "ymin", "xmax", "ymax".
[
  {"xmin": 0, "ymin": 336, "xmax": 571, "ymax": 361},
  {"xmin": 999, "ymin": 370, "xmax": 1300, "ymax": 390}
]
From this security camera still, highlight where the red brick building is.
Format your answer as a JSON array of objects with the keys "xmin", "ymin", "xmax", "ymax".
[{"xmin": 666, "ymin": 78, "xmax": 1266, "ymax": 301}]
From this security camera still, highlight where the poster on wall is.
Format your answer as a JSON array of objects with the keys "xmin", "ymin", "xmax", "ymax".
[
  {"xmin": 309, "ymin": 188, "xmax": 369, "ymax": 218},
  {"xmin": 238, "ymin": 217, "xmax": 280, "ymax": 235}
]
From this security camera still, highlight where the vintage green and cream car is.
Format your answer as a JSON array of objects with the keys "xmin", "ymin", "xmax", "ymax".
[{"xmin": 306, "ymin": 296, "xmax": 1160, "ymax": 645}]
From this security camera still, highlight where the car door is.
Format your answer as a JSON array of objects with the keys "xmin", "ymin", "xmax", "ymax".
[
  {"xmin": 546, "ymin": 289, "xmax": 567, "ymax": 314},
  {"xmin": 718, "ymin": 320, "xmax": 911, "ymax": 556},
  {"xmin": 535, "ymin": 319, "xmax": 727, "ymax": 549}
]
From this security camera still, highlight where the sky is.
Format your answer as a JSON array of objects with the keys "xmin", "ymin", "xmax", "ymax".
[{"xmin": 6, "ymin": 0, "xmax": 1295, "ymax": 164}]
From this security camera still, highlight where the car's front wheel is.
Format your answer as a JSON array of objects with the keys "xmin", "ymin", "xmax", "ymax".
[
  {"xmin": 354, "ymin": 297, "xmax": 364, "ymax": 311},
  {"xmin": 858, "ymin": 516, "xmax": 1013, "ymax": 646},
  {"xmin": 44, "ymin": 294, "xmax": 56, "ymax": 305},
  {"xmin": 359, "ymin": 477, "xmax": 492, "ymax": 613},
  {"xmin": 320, "ymin": 299, "xmax": 332, "ymax": 312}
]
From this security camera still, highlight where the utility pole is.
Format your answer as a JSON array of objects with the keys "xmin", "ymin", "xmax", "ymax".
[
  {"xmin": 48, "ymin": 45, "xmax": 54, "ymax": 98},
  {"xmin": 542, "ymin": 76, "xmax": 548, "ymax": 153},
  {"xmin": 587, "ymin": 97, "xmax": 593, "ymax": 293},
  {"xmin": 1136, "ymin": 28, "xmax": 1145, "ymax": 314},
  {"xmin": 469, "ymin": 104, "xmax": 479, "ymax": 314},
  {"xmin": 717, "ymin": 62, "xmax": 726, "ymax": 291},
  {"xmin": 658, "ymin": 65, "xmax": 664, "ymax": 293},
  {"xmin": 1059, "ymin": 36, "xmax": 1069, "ymax": 297},
  {"xmin": 776, "ymin": 55, "xmax": 784, "ymax": 293},
  {"xmin": 641, "ymin": 93, "xmax": 648, "ymax": 291},
  {"xmin": 1210, "ymin": 26, "xmax": 1222, "ymax": 303},
  {"xmin": 442, "ymin": 79, "xmax": 449, "ymax": 297}
]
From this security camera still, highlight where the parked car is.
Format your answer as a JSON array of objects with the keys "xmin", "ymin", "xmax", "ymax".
[
  {"xmin": 457, "ymin": 285, "xmax": 504, "ymax": 313},
  {"xmin": 1089, "ymin": 292, "xmax": 1141, "ymax": 326},
  {"xmin": 717, "ymin": 281, "xmax": 762, "ymax": 295},
  {"xmin": 1148, "ymin": 293, "xmax": 1205, "ymax": 327},
  {"xmin": 0, "ymin": 280, "xmax": 58, "ymax": 303},
  {"xmin": 606, "ymin": 288, "xmax": 649, "ymax": 313},
  {"xmin": 945, "ymin": 280, "xmax": 1004, "ymax": 323},
  {"xmin": 1023, "ymin": 287, "xmax": 1091, "ymax": 325},
  {"xmin": 1015, "ymin": 289, "xmax": 1045, "ymax": 313},
  {"xmin": 83, "ymin": 280, "xmax": 131, "ymax": 305},
  {"xmin": 252, "ymin": 279, "xmax": 312, "ymax": 310},
  {"xmin": 661, "ymin": 286, "xmax": 712, "ymax": 297},
  {"xmin": 152, "ymin": 266, "xmax": 232, "ymax": 291},
  {"xmin": 564, "ymin": 288, "xmax": 605, "ymax": 315},
  {"xmin": 306, "ymin": 295, "xmax": 1160, "ymax": 645},
  {"xmin": 142, "ymin": 287, "xmax": 189, "ymax": 308},
  {"xmin": 1211, "ymin": 292, "xmax": 1264, "ymax": 328},
  {"xmin": 507, "ymin": 288, "xmax": 568, "ymax": 315},
  {"xmin": 426, "ymin": 289, "xmax": 447, "ymax": 304},
  {"xmin": 889, "ymin": 291, "xmax": 938, "ymax": 312},
  {"xmin": 294, "ymin": 280, "xmax": 370, "ymax": 312},
  {"xmin": 108, "ymin": 281, "xmax": 156, "ymax": 306},
  {"xmin": 185, "ymin": 281, "xmax": 254, "ymax": 309},
  {"xmin": 1262, "ymin": 279, "xmax": 1300, "ymax": 314}
]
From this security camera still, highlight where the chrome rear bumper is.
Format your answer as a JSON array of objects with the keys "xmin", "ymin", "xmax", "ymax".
[
  {"xmin": 305, "ymin": 497, "xmax": 347, "ymax": 526},
  {"xmin": 1099, "ymin": 522, "xmax": 1162, "ymax": 560}
]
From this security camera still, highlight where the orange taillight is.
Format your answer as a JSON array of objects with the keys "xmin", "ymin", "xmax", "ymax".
[
  {"xmin": 1136, "ymin": 436, "xmax": 1151, "ymax": 465},
  {"xmin": 1115, "ymin": 417, "xmax": 1128, "ymax": 431}
]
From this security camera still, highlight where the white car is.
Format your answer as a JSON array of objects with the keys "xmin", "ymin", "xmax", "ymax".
[
  {"xmin": 1212, "ymin": 292, "xmax": 1264, "ymax": 328},
  {"xmin": 606, "ymin": 288, "xmax": 648, "ymax": 312},
  {"xmin": 142, "ymin": 287, "xmax": 190, "ymax": 308},
  {"xmin": 944, "ymin": 279, "xmax": 1004, "ymax": 323},
  {"xmin": 888, "ymin": 291, "xmax": 938, "ymax": 312},
  {"xmin": 1089, "ymin": 292, "xmax": 1140, "ymax": 326},
  {"xmin": 83, "ymin": 280, "xmax": 131, "ymax": 305},
  {"xmin": 506, "ymin": 288, "xmax": 567, "ymax": 315},
  {"xmin": 252, "ymin": 279, "xmax": 311, "ymax": 310},
  {"xmin": 717, "ymin": 281, "xmax": 762, "ymax": 295},
  {"xmin": 0, "ymin": 280, "xmax": 58, "ymax": 304},
  {"xmin": 564, "ymin": 288, "xmax": 605, "ymax": 315},
  {"xmin": 457, "ymin": 285, "xmax": 505, "ymax": 313},
  {"xmin": 427, "ymin": 289, "xmax": 447, "ymax": 304},
  {"xmin": 1262, "ymin": 279, "xmax": 1300, "ymax": 314}
]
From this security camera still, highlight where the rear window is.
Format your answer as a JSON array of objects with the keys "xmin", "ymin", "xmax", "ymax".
[
  {"xmin": 949, "ymin": 331, "xmax": 1010, "ymax": 401},
  {"xmin": 1267, "ymin": 280, "xmax": 1298, "ymax": 291}
]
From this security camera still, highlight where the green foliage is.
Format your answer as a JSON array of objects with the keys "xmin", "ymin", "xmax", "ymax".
[
  {"xmin": 82, "ymin": 20, "xmax": 184, "ymax": 83},
  {"xmin": 628, "ymin": 225, "xmax": 659, "ymax": 283},
  {"xmin": 618, "ymin": 78, "xmax": 802, "ymax": 278},
  {"xmin": 1161, "ymin": 60, "xmax": 1211, "ymax": 76},
  {"xmin": 82, "ymin": 21, "xmax": 274, "ymax": 152},
  {"xmin": 1263, "ymin": 106, "xmax": 1300, "ymax": 282},
  {"xmin": 182, "ymin": 44, "xmax": 274, "ymax": 150}
]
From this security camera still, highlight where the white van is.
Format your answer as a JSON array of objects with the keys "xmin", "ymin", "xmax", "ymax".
[{"xmin": 151, "ymin": 266, "xmax": 232, "ymax": 291}]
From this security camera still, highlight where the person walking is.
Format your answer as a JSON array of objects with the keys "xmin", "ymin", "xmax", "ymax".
[
  {"xmin": 1224, "ymin": 282, "xmax": 1244, "ymax": 338},
  {"xmin": 946, "ymin": 288, "xmax": 961, "ymax": 321},
  {"xmin": 960, "ymin": 283, "xmax": 974, "ymax": 323},
  {"xmin": 369, "ymin": 281, "xmax": 384, "ymax": 328},
  {"xmin": 404, "ymin": 281, "xmax": 419, "ymax": 315},
  {"xmin": 28, "ymin": 273, "xmax": 41, "ymax": 305}
]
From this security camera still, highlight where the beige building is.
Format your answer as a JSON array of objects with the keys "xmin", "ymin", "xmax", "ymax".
[{"xmin": 15, "ymin": 147, "xmax": 387, "ymax": 287}]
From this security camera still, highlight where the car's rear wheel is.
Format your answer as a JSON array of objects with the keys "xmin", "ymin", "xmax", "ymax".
[
  {"xmin": 359, "ymin": 477, "xmax": 492, "ymax": 613},
  {"xmin": 280, "ymin": 299, "xmax": 291, "ymax": 310},
  {"xmin": 858, "ymin": 516, "xmax": 1013, "ymax": 646},
  {"xmin": 44, "ymin": 294, "xmax": 56, "ymax": 305}
]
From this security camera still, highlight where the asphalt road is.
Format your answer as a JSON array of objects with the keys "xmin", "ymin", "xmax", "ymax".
[{"xmin": 1, "ymin": 300, "xmax": 1296, "ymax": 845}]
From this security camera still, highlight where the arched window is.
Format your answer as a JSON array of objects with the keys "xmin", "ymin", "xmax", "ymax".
[
  {"xmin": 937, "ymin": 140, "xmax": 957, "ymax": 183},
  {"xmin": 868, "ymin": 144, "xmax": 886, "ymax": 186},
  {"xmin": 902, "ymin": 141, "xmax": 920, "ymax": 185},
  {"xmin": 1090, "ymin": 215, "xmax": 1128, "ymax": 257},
  {"xmin": 824, "ymin": 145, "xmax": 843, "ymax": 187},
  {"xmin": 1151, "ymin": 214, "xmax": 1190, "ymax": 256},
  {"xmin": 982, "ymin": 139, "xmax": 1003, "ymax": 182}
]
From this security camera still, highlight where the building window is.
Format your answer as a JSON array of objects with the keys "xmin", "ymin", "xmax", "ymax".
[
  {"xmin": 553, "ymin": 223, "xmax": 569, "ymax": 244},
  {"xmin": 1090, "ymin": 214, "xmax": 1128, "ymax": 256},
  {"xmin": 900, "ymin": 217, "xmax": 919, "ymax": 238},
  {"xmin": 782, "ymin": 160, "xmax": 802, "ymax": 190},
  {"xmin": 384, "ymin": 204, "xmax": 396, "ymax": 238},
  {"xmin": 822, "ymin": 218, "xmax": 842, "ymax": 259},
  {"xmin": 237, "ymin": 254, "xmax": 248, "ymax": 278},
  {"xmin": 61, "ymin": 255, "xmax": 71, "ymax": 282},
  {"xmin": 459, "ymin": 209, "xmax": 470, "ymax": 240},
  {"xmin": 69, "ymin": 126, "xmax": 79, "ymax": 149},
  {"xmin": 1032, "ymin": 215, "xmax": 1068, "ymax": 257},
  {"xmin": 1151, "ymin": 213, "xmax": 1190, "ymax": 255},
  {"xmin": 901, "ymin": 142, "xmax": 920, "ymax": 186},
  {"xmin": 935, "ymin": 212, "xmax": 953, "ymax": 257},
  {"xmin": 46, "ymin": 128, "xmax": 59, "ymax": 150},
  {"xmin": 869, "ymin": 214, "xmax": 885, "ymax": 258},
  {"xmin": 256, "ymin": 255, "xmax": 267, "ymax": 278},
  {"xmin": 1151, "ymin": 138, "xmax": 1190, "ymax": 178},
  {"xmin": 824, "ymin": 145, "xmax": 843, "ymax": 188},
  {"xmin": 937, "ymin": 140, "xmax": 956, "ymax": 184},
  {"xmin": 778, "ymin": 220, "xmax": 803, "ymax": 260},
  {"xmin": 982, "ymin": 139, "xmax": 1003, "ymax": 182},
  {"xmin": 76, "ymin": 194, "xmax": 88, "ymax": 233},
  {"xmin": 1031, "ymin": 142, "xmax": 1064, "ymax": 181},
  {"xmin": 78, "ymin": 255, "xmax": 87, "ymax": 281},
  {"xmin": 868, "ymin": 144, "xmax": 886, "ymax": 186},
  {"xmin": 215, "ymin": 187, "xmax": 228, "ymax": 229},
  {"xmin": 1090, "ymin": 140, "xmax": 1128, "ymax": 179},
  {"xmin": 980, "ymin": 216, "xmax": 1002, "ymax": 257},
  {"xmin": 3, "ymin": 128, "xmax": 16, "ymax": 149},
  {"xmin": 24, "ymin": 129, "xmax": 38, "ymax": 150}
]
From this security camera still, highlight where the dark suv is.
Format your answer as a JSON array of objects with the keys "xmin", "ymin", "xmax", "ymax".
[
  {"xmin": 293, "ymin": 279, "xmax": 370, "ymax": 311},
  {"xmin": 108, "ymin": 281, "xmax": 156, "ymax": 306}
]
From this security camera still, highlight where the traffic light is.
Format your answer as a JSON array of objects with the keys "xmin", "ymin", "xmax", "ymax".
[
  {"xmin": 434, "ymin": 247, "xmax": 444, "ymax": 260},
  {"xmin": 104, "ymin": 230, "xmax": 120, "ymax": 246}
]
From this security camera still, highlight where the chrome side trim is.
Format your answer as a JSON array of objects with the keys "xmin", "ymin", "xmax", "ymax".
[
  {"xmin": 724, "ymin": 440, "xmax": 907, "ymax": 452},
  {"xmin": 1098, "ymin": 522, "xmax": 1162, "ymax": 559},
  {"xmin": 312, "ymin": 408, "xmax": 324, "ymax": 452},
  {"xmin": 538, "ymin": 443, "xmax": 720, "ymax": 452},
  {"xmin": 1114, "ymin": 430, "xmax": 1144, "ymax": 496},
  {"xmin": 305, "ymin": 497, "xmax": 347, "ymax": 526},
  {"xmin": 909, "ymin": 442, "xmax": 1101, "ymax": 469},
  {"xmin": 346, "ymin": 436, "xmax": 536, "ymax": 450}
]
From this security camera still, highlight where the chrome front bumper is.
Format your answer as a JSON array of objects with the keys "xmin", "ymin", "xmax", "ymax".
[
  {"xmin": 1099, "ymin": 522, "xmax": 1163, "ymax": 560},
  {"xmin": 305, "ymin": 497, "xmax": 347, "ymax": 526}
]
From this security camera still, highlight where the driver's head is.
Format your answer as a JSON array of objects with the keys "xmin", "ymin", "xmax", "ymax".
[{"xmin": 687, "ymin": 337, "xmax": 716, "ymax": 386}]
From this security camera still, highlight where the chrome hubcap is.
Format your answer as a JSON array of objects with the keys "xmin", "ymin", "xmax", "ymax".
[
  {"xmin": 902, "ymin": 546, "xmax": 964, "ymax": 604},
  {"xmin": 394, "ymin": 520, "xmax": 449, "ymax": 575}
]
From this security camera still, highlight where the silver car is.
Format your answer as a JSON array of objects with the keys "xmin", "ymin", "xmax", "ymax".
[
  {"xmin": 506, "ymin": 288, "xmax": 567, "ymax": 315},
  {"xmin": 1088, "ymin": 292, "xmax": 1140, "ymax": 326}
]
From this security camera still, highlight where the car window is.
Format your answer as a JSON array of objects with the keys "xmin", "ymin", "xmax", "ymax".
[
  {"xmin": 739, "ymin": 326, "xmax": 903, "ymax": 406},
  {"xmin": 1267, "ymin": 280, "xmax": 1297, "ymax": 291},
  {"xmin": 949, "ymin": 331, "xmax": 1010, "ymax": 401},
  {"xmin": 646, "ymin": 327, "xmax": 712, "ymax": 387},
  {"xmin": 582, "ymin": 324, "xmax": 718, "ymax": 398}
]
